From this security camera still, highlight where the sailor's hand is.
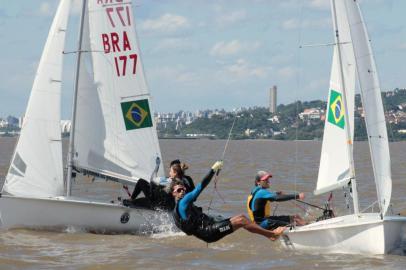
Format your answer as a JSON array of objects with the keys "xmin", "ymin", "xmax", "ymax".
[
  {"xmin": 211, "ymin": 161, "xmax": 223, "ymax": 171},
  {"xmin": 298, "ymin": 192, "xmax": 305, "ymax": 200}
]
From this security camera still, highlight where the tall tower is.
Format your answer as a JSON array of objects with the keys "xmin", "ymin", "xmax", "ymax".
[{"xmin": 269, "ymin": 85, "xmax": 277, "ymax": 113}]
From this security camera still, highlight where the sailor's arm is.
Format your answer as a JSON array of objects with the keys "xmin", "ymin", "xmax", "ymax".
[
  {"xmin": 200, "ymin": 160, "xmax": 223, "ymax": 190},
  {"xmin": 270, "ymin": 192, "xmax": 305, "ymax": 202},
  {"xmin": 180, "ymin": 161, "xmax": 223, "ymax": 204}
]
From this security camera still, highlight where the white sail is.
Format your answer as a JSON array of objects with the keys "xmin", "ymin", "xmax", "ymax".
[
  {"xmin": 315, "ymin": 0, "xmax": 356, "ymax": 195},
  {"xmin": 2, "ymin": 0, "xmax": 70, "ymax": 197},
  {"xmin": 344, "ymin": 1, "xmax": 391, "ymax": 215},
  {"xmin": 73, "ymin": 0, "xmax": 164, "ymax": 183}
]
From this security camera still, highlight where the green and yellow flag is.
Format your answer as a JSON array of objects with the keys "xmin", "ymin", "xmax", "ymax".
[
  {"xmin": 121, "ymin": 99, "xmax": 153, "ymax": 131},
  {"xmin": 327, "ymin": 89, "xmax": 345, "ymax": 129}
]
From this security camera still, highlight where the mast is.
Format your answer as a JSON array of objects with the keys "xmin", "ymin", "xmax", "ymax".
[
  {"xmin": 66, "ymin": 0, "xmax": 87, "ymax": 196},
  {"xmin": 331, "ymin": 0, "xmax": 359, "ymax": 214}
]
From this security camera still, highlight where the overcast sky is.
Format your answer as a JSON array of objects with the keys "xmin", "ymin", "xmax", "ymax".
[{"xmin": 1, "ymin": 0, "xmax": 405, "ymax": 118}]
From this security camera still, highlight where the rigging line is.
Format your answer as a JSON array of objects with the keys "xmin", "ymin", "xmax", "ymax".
[
  {"xmin": 272, "ymin": 204, "xmax": 279, "ymax": 216},
  {"xmin": 299, "ymin": 41, "xmax": 350, "ymax": 48},
  {"xmin": 290, "ymin": 201, "xmax": 316, "ymax": 218},
  {"xmin": 62, "ymin": 50, "xmax": 103, "ymax": 54},
  {"xmin": 293, "ymin": 0, "xmax": 305, "ymax": 218},
  {"xmin": 295, "ymin": 199, "xmax": 325, "ymax": 210},
  {"xmin": 221, "ymin": 115, "xmax": 238, "ymax": 160},
  {"xmin": 207, "ymin": 115, "xmax": 239, "ymax": 214}
]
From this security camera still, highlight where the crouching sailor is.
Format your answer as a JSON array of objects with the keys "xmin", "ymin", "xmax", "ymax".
[
  {"xmin": 170, "ymin": 161, "xmax": 284, "ymax": 243},
  {"xmin": 247, "ymin": 170, "xmax": 306, "ymax": 230}
]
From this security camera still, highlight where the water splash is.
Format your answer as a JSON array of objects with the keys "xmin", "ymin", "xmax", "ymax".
[
  {"xmin": 149, "ymin": 210, "xmax": 182, "ymax": 238},
  {"xmin": 64, "ymin": 226, "xmax": 87, "ymax": 234}
]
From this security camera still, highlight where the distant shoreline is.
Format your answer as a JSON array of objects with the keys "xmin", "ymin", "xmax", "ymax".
[{"xmin": 2, "ymin": 135, "xmax": 405, "ymax": 143}]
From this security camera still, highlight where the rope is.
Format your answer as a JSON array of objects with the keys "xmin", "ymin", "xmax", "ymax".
[
  {"xmin": 221, "ymin": 115, "xmax": 238, "ymax": 160},
  {"xmin": 207, "ymin": 115, "xmax": 239, "ymax": 214},
  {"xmin": 290, "ymin": 200, "xmax": 318, "ymax": 220},
  {"xmin": 207, "ymin": 173, "xmax": 226, "ymax": 213},
  {"xmin": 295, "ymin": 200, "xmax": 325, "ymax": 210},
  {"xmin": 293, "ymin": 0, "xmax": 305, "ymax": 219}
]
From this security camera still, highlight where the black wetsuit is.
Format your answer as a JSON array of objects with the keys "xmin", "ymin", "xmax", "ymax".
[
  {"xmin": 127, "ymin": 179, "xmax": 174, "ymax": 210},
  {"xmin": 182, "ymin": 175, "xmax": 195, "ymax": 193},
  {"xmin": 173, "ymin": 169, "xmax": 233, "ymax": 243}
]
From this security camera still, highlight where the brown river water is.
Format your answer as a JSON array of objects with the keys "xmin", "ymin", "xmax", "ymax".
[{"xmin": 0, "ymin": 137, "xmax": 406, "ymax": 269}]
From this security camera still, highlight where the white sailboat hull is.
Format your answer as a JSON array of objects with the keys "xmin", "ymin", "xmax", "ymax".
[
  {"xmin": 0, "ymin": 194, "xmax": 176, "ymax": 234},
  {"xmin": 282, "ymin": 213, "xmax": 406, "ymax": 254}
]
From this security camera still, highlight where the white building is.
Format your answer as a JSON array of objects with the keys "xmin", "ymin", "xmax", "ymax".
[{"xmin": 299, "ymin": 108, "xmax": 323, "ymax": 120}]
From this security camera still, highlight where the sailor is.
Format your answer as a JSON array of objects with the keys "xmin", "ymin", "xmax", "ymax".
[
  {"xmin": 247, "ymin": 170, "xmax": 306, "ymax": 230},
  {"xmin": 124, "ymin": 159, "xmax": 193, "ymax": 210},
  {"xmin": 122, "ymin": 177, "xmax": 173, "ymax": 210},
  {"xmin": 168, "ymin": 159, "xmax": 195, "ymax": 193},
  {"xmin": 170, "ymin": 161, "xmax": 284, "ymax": 243}
]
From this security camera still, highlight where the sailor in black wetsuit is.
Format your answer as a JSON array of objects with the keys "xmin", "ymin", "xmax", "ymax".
[
  {"xmin": 124, "ymin": 159, "xmax": 193, "ymax": 210},
  {"xmin": 170, "ymin": 161, "xmax": 285, "ymax": 243}
]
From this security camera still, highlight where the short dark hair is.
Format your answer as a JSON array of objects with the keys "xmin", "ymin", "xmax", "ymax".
[{"xmin": 170, "ymin": 159, "xmax": 181, "ymax": 167}]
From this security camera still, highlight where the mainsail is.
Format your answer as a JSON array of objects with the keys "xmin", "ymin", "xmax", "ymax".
[
  {"xmin": 315, "ymin": 0, "xmax": 356, "ymax": 195},
  {"xmin": 2, "ymin": 0, "xmax": 70, "ymax": 197},
  {"xmin": 73, "ymin": 0, "xmax": 164, "ymax": 183},
  {"xmin": 345, "ymin": 0, "xmax": 392, "ymax": 215}
]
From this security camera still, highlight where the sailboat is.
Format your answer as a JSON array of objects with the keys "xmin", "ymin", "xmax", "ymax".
[
  {"xmin": 0, "ymin": 0, "xmax": 173, "ymax": 233},
  {"xmin": 282, "ymin": 0, "xmax": 406, "ymax": 254}
]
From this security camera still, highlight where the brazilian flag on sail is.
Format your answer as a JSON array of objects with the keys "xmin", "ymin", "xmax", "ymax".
[
  {"xmin": 327, "ymin": 89, "xmax": 345, "ymax": 129},
  {"xmin": 121, "ymin": 99, "xmax": 153, "ymax": 131}
]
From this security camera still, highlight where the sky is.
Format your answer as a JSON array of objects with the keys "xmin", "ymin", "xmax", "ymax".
[{"xmin": 0, "ymin": 0, "xmax": 405, "ymax": 118}]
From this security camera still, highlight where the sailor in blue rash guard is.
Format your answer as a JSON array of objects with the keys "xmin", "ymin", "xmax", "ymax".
[
  {"xmin": 247, "ymin": 171, "xmax": 306, "ymax": 230},
  {"xmin": 170, "ymin": 161, "xmax": 285, "ymax": 243}
]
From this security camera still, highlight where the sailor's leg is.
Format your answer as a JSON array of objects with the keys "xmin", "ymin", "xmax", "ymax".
[
  {"xmin": 131, "ymin": 179, "xmax": 151, "ymax": 200},
  {"xmin": 229, "ymin": 214, "xmax": 284, "ymax": 240}
]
